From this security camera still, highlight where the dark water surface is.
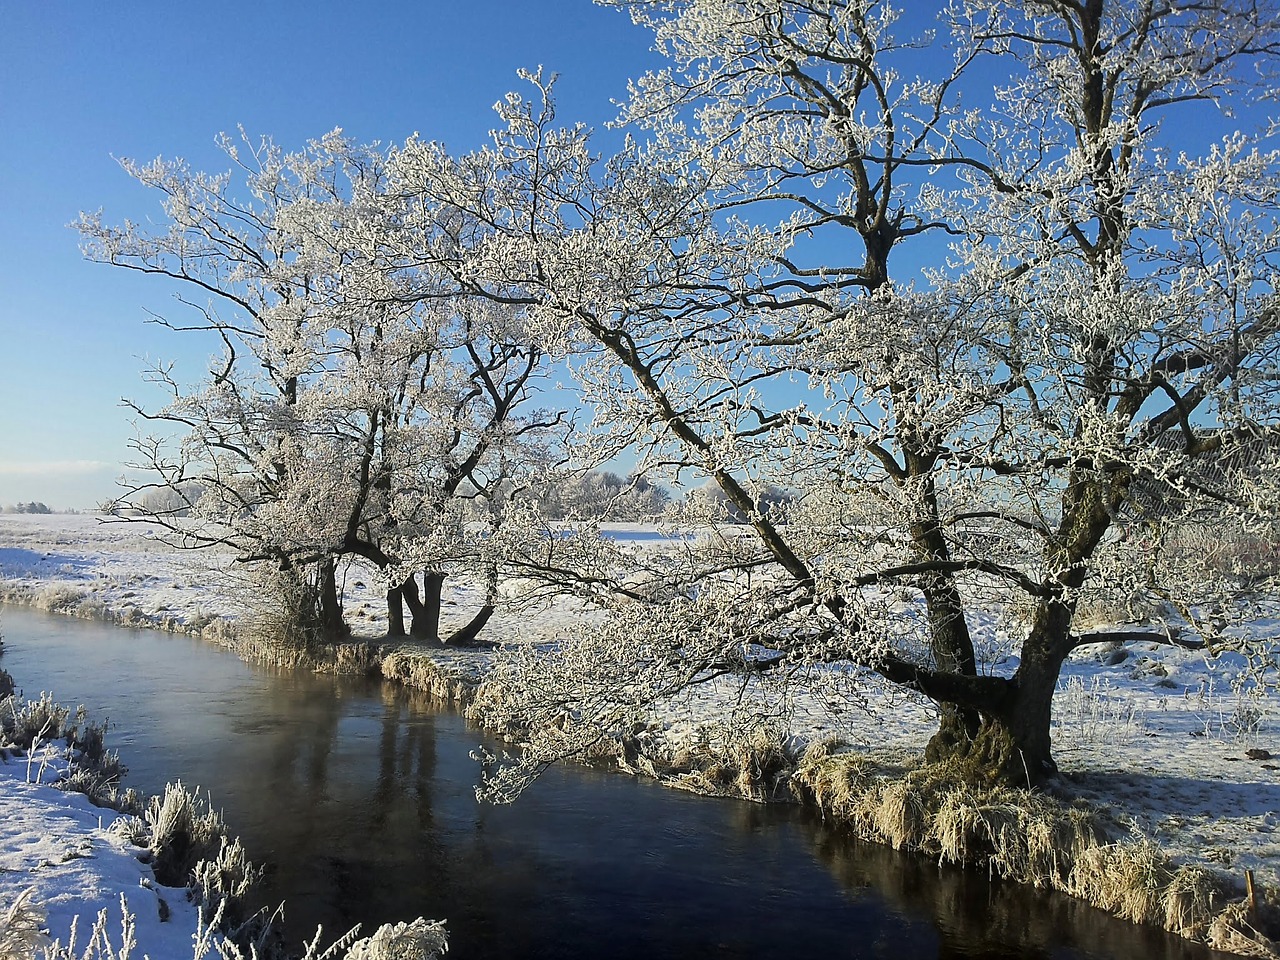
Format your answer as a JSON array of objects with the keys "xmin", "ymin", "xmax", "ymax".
[{"xmin": 0, "ymin": 606, "xmax": 1226, "ymax": 960}]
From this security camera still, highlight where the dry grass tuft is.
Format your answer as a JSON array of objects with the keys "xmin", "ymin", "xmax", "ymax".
[
  {"xmin": 330, "ymin": 641, "xmax": 382, "ymax": 676},
  {"xmin": 730, "ymin": 727, "xmax": 797, "ymax": 801},
  {"xmin": 1207, "ymin": 887, "xmax": 1280, "ymax": 958},
  {"xmin": 1163, "ymin": 866, "xmax": 1228, "ymax": 941},
  {"xmin": 1070, "ymin": 839, "xmax": 1170, "ymax": 925},
  {"xmin": 873, "ymin": 779, "xmax": 930, "ymax": 850},
  {"xmin": 0, "ymin": 888, "xmax": 47, "ymax": 959},
  {"xmin": 144, "ymin": 781, "xmax": 238, "ymax": 887},
  {"xmin": 790, "ymin": 741, "xmax": 876, "ymax": 817},
  {"xmin": 385, "ymin": 651, "xmax": 478, "ymax": 705}
]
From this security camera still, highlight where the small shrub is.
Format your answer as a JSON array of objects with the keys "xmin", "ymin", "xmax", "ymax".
[
  {"xmin": 0, "ymin": 888, "xmax": 48, "ymax": 959},
  {"xmin": 144, "ymin": 781, "xmax": 232, "ymax": 887},
  {"xmin": 1054, "ymin": 676, "xmax": 1144, "ymax": 745},
  {"xmin": 189, "ymin": 835, "xmax": 264, "ymax": 932},
  {"xmin": 2, "ymin": 692, "xmax": 73, "ymax": 749}
]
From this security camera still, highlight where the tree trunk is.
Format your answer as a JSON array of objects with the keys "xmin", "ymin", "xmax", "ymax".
[
  {"xmin": 445, "ymin": 604, "xmax": 496, "ymax": 647},
  {"xmin": 954, "ymin": 666, "xmax": 1058, "ymax": 788},
  {"xmin": 386, "ymin": 587, "xmax": 406, "ymax": 638},
  {"xmin": 401, "ymin": 571, "xmax": 445, "ymax": 641},
  {"xmin": 910, "ymin": 482, "xmax": 982, "ymax": 760},
  {"xmin": 315, "ymin": 556, "xmax": 348, "ymax": 642},
  {"xmin": 928, "ymin": 614, "xmax": 1068, "ymax": 788},
  {"xmin": 444, "ymin": 564, "xmax": 500, "ymax": 647},
  {"xmin": 922, "ymin": 573, "xmax": 982, "ymax": 762}
]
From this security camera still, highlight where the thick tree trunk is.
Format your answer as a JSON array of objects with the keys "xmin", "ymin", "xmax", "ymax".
[
  {"xmin": 955, "ymin": 668, "xmax": 1058, "ymax": 788},
  {"xmin": 314, "ymin": 557, "xmax": 348, "ymax": 642},
  {"xmin": 386, "ymin": 587, "xmax": 406, "ymax": 638},
  {"xmin": 928, "ymin": 610, "xmax": 1069, "ymax": 788},
  {"xmin": 401, "ymin": 571, "xmax": 445, "ymax": 641}
]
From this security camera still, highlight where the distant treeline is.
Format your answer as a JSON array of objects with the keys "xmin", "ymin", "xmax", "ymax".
[{"xmin": 2, "ymin": 501, "xmax": 54, "ymax": 514}]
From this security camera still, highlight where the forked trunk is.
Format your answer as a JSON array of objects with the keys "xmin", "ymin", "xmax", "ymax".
[
  {"xmin": 400, "ymin": 568, "xmax": 498, "ymax": 647},
  {"xmin": 401, "ymin": 571, "xmax": 445, "ymax": 641}
]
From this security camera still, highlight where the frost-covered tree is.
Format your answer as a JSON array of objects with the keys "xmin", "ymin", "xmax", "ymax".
[
  {"xmin": 79, "ymin": 131, "xmax": 560, "ymax": 644},
  {"xmin": 422, "ymin": 1, "xmax": 1280, "ymax": 788},
  {"xmin": 8, "ymin": 502, "xmax": 53, "ymax": 515},
  {"xmin": 523, "ymin": 469, "xmax": 673, "ymax": 520}
]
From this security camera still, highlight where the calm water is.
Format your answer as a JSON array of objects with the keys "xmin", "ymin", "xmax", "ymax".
[{"xmin": 0, "ymin": 606, "xmax": 1226, "ymax": 960}]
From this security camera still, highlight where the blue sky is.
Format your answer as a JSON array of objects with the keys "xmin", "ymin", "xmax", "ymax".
[
  {"xmin": 0, "ymin": 2, "xmax": 661, "ymax": 508},
  {"xmin": 1, "ymin": 3, "xmax": 1272, "ymax": 510}
]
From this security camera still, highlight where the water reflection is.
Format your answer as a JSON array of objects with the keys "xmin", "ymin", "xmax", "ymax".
[{"xmin": 0, "ymin": 607, "xmax": 1228, "ymax": 959}]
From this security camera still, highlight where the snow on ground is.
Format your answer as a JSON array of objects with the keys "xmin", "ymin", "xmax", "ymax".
[
  {"xmin": 1053, "ymin": 642, "xmax": 1280, "ymax": 888},
  {"xmin": 0, "ymin": 513, "xmax": 247, "ymax": 628},
  {"xmin": 0, "ymin": 513, "xmax": 588, "ymax": 650},
  {"xmin": 2, "ymin": 511, "xmax": 1279, "ymax": 927},
  {"xmin": 0, "ymin": 746, "xmax": 208, "ymax": 958}
]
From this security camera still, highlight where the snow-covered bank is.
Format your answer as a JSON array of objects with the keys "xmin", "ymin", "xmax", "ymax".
[
  {"xmin": 0, "ymin": 749, "xmax": 206, "ymax": 958},
  {"xmin": 2, "ymin": 513, "xmax": 1279, "ymax": 955},
  {"xmin": 0, "ymin": 514, "xmax": 245, "ymax": 638}
]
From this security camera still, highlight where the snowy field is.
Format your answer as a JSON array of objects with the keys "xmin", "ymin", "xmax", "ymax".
[{"xmin": 1, "ymin": 512, "xmax": 1279, "ymax": 951}]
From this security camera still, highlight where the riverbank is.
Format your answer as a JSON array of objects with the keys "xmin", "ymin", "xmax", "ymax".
[
  {"xmin": 0, "ymin": 748, "xmax": 210, "ymax": 958},
  {"xmin": 2, "ymin": 513, "xmax": 1279, "ymax": 956},
  {"xmin": 0, "ymin": 690, "xmax": 448, "ymax": 959}
]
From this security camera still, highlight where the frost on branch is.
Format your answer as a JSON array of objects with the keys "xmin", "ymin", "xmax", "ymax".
[
  {"xmin": 79, "ymin": 128, "xmax": 564, "ymax": 649},
  {"xmin": 436, "ymin": 0, "xmax": 1280, "ymax": 787}
]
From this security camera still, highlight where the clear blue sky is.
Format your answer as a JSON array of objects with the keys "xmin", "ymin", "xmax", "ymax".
[
  {"xmin": 1, "ymin": 3, "xmax": 1271, "ymax": 510},
  {"xmin": 0, "ymin": 1, "xmax": 661, "ymax": 509}
]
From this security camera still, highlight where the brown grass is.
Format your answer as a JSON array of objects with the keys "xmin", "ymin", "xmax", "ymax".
[
  {"xmin": 1209, "ymin": 892, "xmax": 1280, "ymax": 958},
  {"xmin": 792, "ymin": 746, "xmax": 1261, "ymax": 954},
  {"xmin": 383, "ymin": 650, "xmax": 477, "ymax": 705}
]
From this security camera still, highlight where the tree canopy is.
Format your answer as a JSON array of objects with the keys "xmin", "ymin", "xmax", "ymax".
[
  {"xmin": 84, "ymin": 0, "xmax": 1280, "ymax": 788},
  {"xmin": 423, "ymin": 0, "xmax": 1280, "ymax": 789},
  {"xmin": 79, "ymin": 131, "xmax": 562, "ymax": 644}
]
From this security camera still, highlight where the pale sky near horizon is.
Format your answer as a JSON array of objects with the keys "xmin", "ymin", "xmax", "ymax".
[{"xmin": 0, "ymin": 1, "xmax": 662, "ymax": 509}]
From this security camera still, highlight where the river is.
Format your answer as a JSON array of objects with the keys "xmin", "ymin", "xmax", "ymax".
[{"xmin": 0, "ymin": 606, "xmax": 1224, "ymax": 959}]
